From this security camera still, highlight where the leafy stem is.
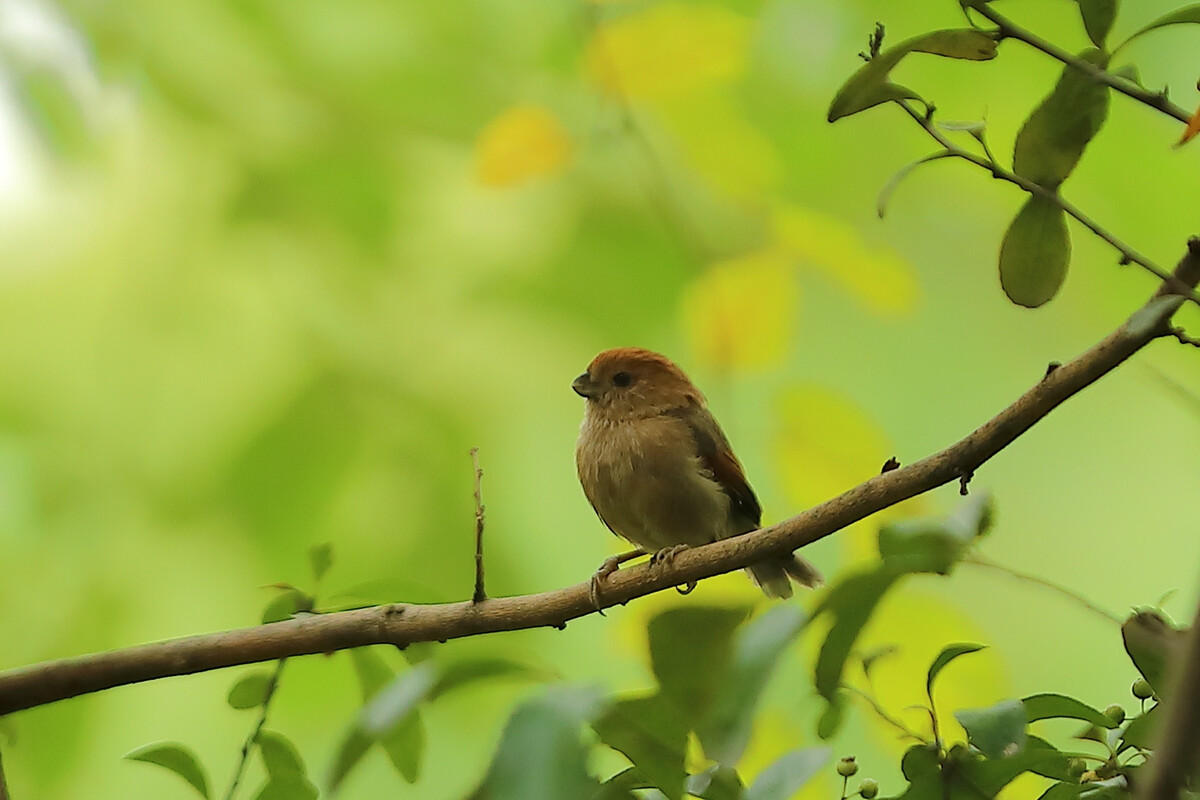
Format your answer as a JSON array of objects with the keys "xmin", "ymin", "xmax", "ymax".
[
  {"xmin": 964, "ymin": 1, "xmax": 1191, "ymax": 124},
  {"xmin": 842, "ymin": 685, "xmax": 929, "ymax": 744},
  {"xmin": 224, "ymin": 659, "xmax": 287, "ymax": 800},
  {"xmin": 893, "ymin": 99, "xmax": 1200, "ymax": 307}
]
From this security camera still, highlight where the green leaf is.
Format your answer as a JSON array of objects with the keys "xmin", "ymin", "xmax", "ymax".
[
  {"xmin": 309, "ymin": 542, "xmax": 333, "ymax": 584},
  {"xmin": 744, "ymin": 748, "xmax": 831, "ymax": 800},
  {"xmin": 328, "ymin": 663, "xmax": 438, "ymax": 792},
  {"xmin": 433, "ymin": 657, "xmax": 551, "ymax": 699},
  {"xmin": 261, "ymin": 589, "xmax": 312, "ymax": 624},
  {"xmin": 253, "ymin": 775, "xmax": 319, "ymax": 800},
  {"xmin": 698, "ymin": 604, "xmax": 806, "ymax": 764},
  {"xmin": 124, "ymin": 742, "xmax": 211, "ymax": 799},
  {"xmin": 954, "ymin": 699, "xmax": 1027, "ymax": 759},
  {"xmin": 256, "ymin": 730, "xmax": 306, "ymax": 779},
  {"xmin": 1122, "ymin": 609, "xmax": 1187, "ymax": 699},
  {"xmin": 999, "ymin": 194, "xmax": 1071, "ymax": 308},
  {"xmin": 1023, "ymin": 693, "xmax": 1118, "ymax": 728},
  {"xmin": 927, "ymin": 643, "xmax": 987, "ymax": 698},
  {"xmin": 473, "ymin": 686, "xmax": 605, "ymax": 800},
  {"xmin": 227, "ymin": 672, "xmax": 274, "ymax": 710},
  {"xmin": 955, "ymin": 743, "xmax": 1069, "ymax": 796},
  {"xmin": 878, "ymin": 520, "xmax": 965, "ymax": 573},
  {"xmin": 828, "ymin": 29, "xmax": 999, "ymax": 121},
  {"xmin": 1037, "ymin": 783, "xmax": 1086, "ymax": 800},
  {"xmin": 1118, "ymin": 4, "xmax": 1200, "ymax": 49},
  {"xmin": 348, "ymin": 647, "xmax": 424, "ymax": 783},
  {"xmin": 813, "ymin": 567, "xmax": 904, "ymax": 701},
  {"xmin": 1076, "ymin": 0, "xmax": 1117, "ymax": 48},
  {"xmin": 1120, "ymin": 706, "xmax": 1160, "ymax": 749},
  {"xmin": 648, "ymin": 606, "xmax": 749, "ymax": 727},
  {"xmin": 359, "ymin": 663, "xmax": 438, "ymax": 738},
  {"xmin": 877, "ymin": 151, "xmax": 955, "ymax": 218},
  {"xmin": 893, "ymin": 745, "xmax": 943, "ymax": 800},
  {"xmin": 1024, "ymin": 736, "xmax": 1080, "ymax": 781},
  {"xmin": 593, "ymin": 695, "xmax": 689, "ymax": 800},
  {"xmin": 1012, "ymin": 49, "xmax": 1111, "ymax": 189},
  {"xmin": 686, "ymin": 765, "xmax": 746, "ymax": 800},
  {"xmin": 816, "ymin": 690, "xmax": 848, "ymax": 740}
]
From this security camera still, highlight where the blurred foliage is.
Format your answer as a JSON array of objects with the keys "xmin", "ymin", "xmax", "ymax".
[{"xmin": 0, "ymin": 0, "xmax": 1198, "ymax": 798}]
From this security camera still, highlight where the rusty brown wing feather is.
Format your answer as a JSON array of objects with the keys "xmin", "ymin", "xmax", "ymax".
[{"xmin": 674, "ymin": 407, "xmax": 762, "ymax": 531}]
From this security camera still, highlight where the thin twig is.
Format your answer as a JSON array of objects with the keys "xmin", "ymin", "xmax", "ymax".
[
  {"xmin": 895, "ymin": 101, "xmax": 1200, "ymax": 308},
  {"xmin": 1139, "ymin": 582, "xmax": 1200, "ymax": 800},
  {"xmin": 964, "ymin": 1, "xmax": 1191, "ymax": 124},
  {"xmin": 470, "ymin": 447, "xmax": 487, "ymax": 604},
  {"xmin": 0, "ymin": 243, "xmax": 1196, "ymax": 716},
  {"xmin": 963, "ymin": 554, "xmax": 1121, "ymax": 624},
  {"xmin": 0, "ymin": 744, "xmax": 9, "ymax": 800},
  {"xmin": 843, "ymin": 685, "xmax": 928, "ymax": 743},
  {"xmin": 1168, "ymin": 327, "xmax": 1200, "ymax": 348},
  {"xmin": 224, "ymin": 659, "xmax": 286, "ymax": 800}
]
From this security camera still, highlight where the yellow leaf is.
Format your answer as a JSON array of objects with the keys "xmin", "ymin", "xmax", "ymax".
[
  {"xmin": 587, "ymin": 3, "xmax": 750, "ymax": 99},
  {"xmin": 774, "ymin": 204, "xmax": 919, "ymax": 316},
  {"xmin": 773, "ymin": 384, "xmax": 927, "ymax": 562},
  {"xmin": 658, "ymin": 91, "xmax": 781, "ymax": 196},
  {"xmin": 681, "ymin": 249, "xmax": 796, "ymax": 371},
  {"xmin": 849, "ymin": 590, "xmax": 1010, "ymax": 750},
  {"xmin": 475, "ymin": 105, "xmax": 572, "ymax": 187}
]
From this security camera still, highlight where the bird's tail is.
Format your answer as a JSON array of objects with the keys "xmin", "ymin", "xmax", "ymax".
[{"xmin": 746, "ymin": 554, "xmax": 823, "ymax": 600}]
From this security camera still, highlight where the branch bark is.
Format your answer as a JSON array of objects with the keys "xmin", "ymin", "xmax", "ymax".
[
  {"xmin": 1, "ymin": 241, "xmax": 1198, "ymax": 718},
  {"xmin": 1140, "ymin": 583, "xmax": 1200, "ymax": 800}
]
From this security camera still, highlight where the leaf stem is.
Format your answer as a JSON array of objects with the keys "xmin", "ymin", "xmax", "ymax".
[
  {"xmin": 964, "ymin": 2, "xmax": 1191, "ymax": 124},
  {"xmin": 224, "ymin": 659, "xmax": 287, "ymax": 800},
  {"xmin": 842, "ymin": 685, "xmax": 929, "ymax": 743},
  {"xmin": 962, "ymin": 554, "xmax": 1121, "ymax": 624},
  {"xmin": 894, "ymin": 100, "xmax": 1200, "ymax": 307}
]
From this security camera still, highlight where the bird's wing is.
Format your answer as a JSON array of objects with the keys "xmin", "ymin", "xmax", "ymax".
[{"xmin": 673, "ymin": 405, "xmax": 762, "ymax": 528}]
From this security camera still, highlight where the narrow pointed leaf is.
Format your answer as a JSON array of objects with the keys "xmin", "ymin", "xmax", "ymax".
[
  {"xmin": 813, "ymin": 567, "xmax": 904, "ymax": 701},
  {"xmin": 927, "ymin": 644, "xmax": 986, "ymax": 698},
  {"xmin": 699, "ymin": 604, "xmax": 806, "ymax": 764},
  {"xmin": 124, "ymin": 742, "xmax": 211, "ymax": 799},
  {"xmin": 1022, "ymin": 693, "xmax": 1117, "ymax": 727},
  {"xmin": 1119, "ymin": 5, "xmax": 1200, "ymax": 48},
  {"xmin": 253, "ymin": 776, "xmax": 319, "ymax": 800},
  {"xmin": 999, "ymin": 195, "xmax": 1070, "ymax": 308},
  {"xmin": 348, "ymin": 647, "xmax": 424, "ymax": 783},
  {"xmin": 745, "ymin": 748, "xmax": 831, "ymax": 800},
  {"xmin": 877, "ymin": 152, "xmax": 955, "ymax": 218}
]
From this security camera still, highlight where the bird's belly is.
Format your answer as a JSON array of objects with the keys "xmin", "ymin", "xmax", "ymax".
[{"xmin": 587, "ymin": 438, "xmax": 729, "ymax": 551}]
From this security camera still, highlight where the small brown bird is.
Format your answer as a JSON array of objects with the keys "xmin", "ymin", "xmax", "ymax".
[{"xmin": 573, "ymin": 347, "xmax": 821, "ymax": 602}]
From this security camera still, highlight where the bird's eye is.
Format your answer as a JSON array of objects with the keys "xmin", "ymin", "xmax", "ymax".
[{"xmin": 612, "ymin": 371, "xmax": 633, "ymax": 387}]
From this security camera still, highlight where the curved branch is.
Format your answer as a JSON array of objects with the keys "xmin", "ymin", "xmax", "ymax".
[
  {"xmin": 965, "ymin": 2, "xmax": 1192, "ymax": 125},
  {"xmin": 1, "ymin": 241, "xmax": 1198, "ymax": 718}
]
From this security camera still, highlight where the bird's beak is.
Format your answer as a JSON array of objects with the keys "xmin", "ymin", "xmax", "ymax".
[{"xmin": 572, "ymin": 372, "xmax": 595, "ymax": 398}]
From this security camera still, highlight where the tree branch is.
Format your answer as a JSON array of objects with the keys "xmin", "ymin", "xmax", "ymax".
[
  {"xmin": 1, "ymin": 241, "xmax": 1198, "ymax": 718},
  {"xmin": 895, "ymin": 101, "xmax": 1200, "ymax": 308},
  {"xmin": 1140, "ymin": 583, "xmax": 1200, "ymax": 800},
  {"xmin": 965, "ymin": 1, "xmax": 1192, "ymax": 125}
]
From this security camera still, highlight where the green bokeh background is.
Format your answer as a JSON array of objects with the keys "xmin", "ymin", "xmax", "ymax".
[{"xmin": 0, "ymin": 0, "xmax": 1197, "ymax": 798}]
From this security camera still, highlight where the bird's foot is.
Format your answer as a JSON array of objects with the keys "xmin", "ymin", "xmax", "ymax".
[
  {"xmin": 650, "ymin": 544, "xmax": 689, "ymax": 568},
  {"xmin": 589, "ymin": 549, "xmax": 646, "ymax": 609}
]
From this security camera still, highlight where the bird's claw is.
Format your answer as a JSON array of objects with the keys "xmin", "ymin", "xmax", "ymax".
[
  {"xmin": 650, "ymin": 544, "xmax": 689, "ymax": 567},
  {"xmin": 589, "ymin": 555, "xmax": 623, "ymax": 610}
]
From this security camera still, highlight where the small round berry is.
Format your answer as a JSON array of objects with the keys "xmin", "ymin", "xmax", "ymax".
[
  {"xmin": 1103, "ymin": 704, "xmax": 1126, "ymax": 725},
  {"xmin": 859, "ymin": 778, "xmax": 879, "ymax": 799},
  {"xmin": 837, "ymin": 757, "xmax": 859, "ymax": 778},
  {"xmin": 1131, "ymin": 678, "xmax": 1153, "ymax": 700}
]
